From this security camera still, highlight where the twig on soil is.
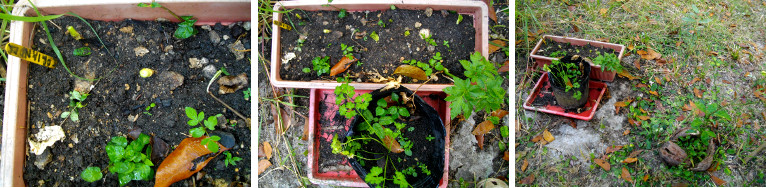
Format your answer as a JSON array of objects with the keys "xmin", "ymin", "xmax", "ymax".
[
  {"xmin": 205, "ymin": 70, "xmax": 250, "ymax": 126},
  {"xmin": 743, "ymin": 141, "xmax": 766, "ymax": 165}
]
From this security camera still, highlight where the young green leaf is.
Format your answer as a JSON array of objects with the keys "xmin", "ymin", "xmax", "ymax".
[
  {"xmin": 393, "ymin": 171, "xmax": 410, "ymax": 188},
  {"xmin": 190, "ymin": 127, "xmax": 206, "ymax": 138},
  {"xmin": 81, "ymin": 166, "xmax": 103, "ymax": 182},
  {"xmin": 370, "ymin": 31, "xmax": 379, "ymax": 42},
  {"xmin": 204, "ymin": 116, "xmax": 217, "ymax": 130},
  {"xmin": 365, "ymin": 166, "xmax": 385, "ymax": 185}
]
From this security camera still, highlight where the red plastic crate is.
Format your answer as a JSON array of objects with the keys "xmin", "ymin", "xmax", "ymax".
[
  {"xmin": 522, "ymin": 73, "xmax": 607, "ymax": 121},
  {"xmin": 307, "ymin": 88, "xmax": 451, "ymax": 187}
]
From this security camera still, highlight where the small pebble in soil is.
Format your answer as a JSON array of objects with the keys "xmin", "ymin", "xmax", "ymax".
[
  {"xmin": 223, "ymin": 35, "xmax": 230, "ymax": 40},
  {"xmin": 441, "ymin": 10, "xmax": 449, "ymax": 17},
  {"xmin": 209, "ymin": 30, "xmax": 221, "ymax": 44},
  {"xmin": 162, "ymin": 99, "xmax": 172, "ymax": 107},
  {"xmin": 415, "ymin": 22, "xmax": 422, "ymax": 28},
  {"xmin": 330, "ymin": 31, "xmax": 343, "ymax": 39},
  {"xmin": 34, "ymin": 149, "xmax": 52, "ymax": 170},
  {"xmin": 282, "ymin": 52, "xmax": 296, "ymax": 64},
  {"xmin": 163, "ymin": 45, "xmax": 174, "ymax": 52},
  {"xmin": 425, "ymin": 8, "xmax": 433, "ymax": 17},
  {"xmin": 119, "ymin": 26, "xmax": 133, "ymax": 33},
  {"xmin": 189, "ymin": 57, "xmax": 209, "ymax": 69},
  {"xmin": 243, "ymin": 22, "xmax": 251, "ymax": 30},
  {"xmin": 227, "ymin": 40, "xmax": 246, "ymax": 60},
  {"xmin": 134, "ymin": 46, "xmax": 149, "ymax": 57},
  {"xmin": 203, "ymin": 65, "xmax": 218, "ymax": 79},
  {"xmin": 427, "ymin": 45, "xmax": 435, "ymax": 52}
]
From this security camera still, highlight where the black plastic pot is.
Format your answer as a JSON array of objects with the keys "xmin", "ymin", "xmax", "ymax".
[
  {"xmin": 342, "ymin": 86, "xmax": 445, "ymax": 188},
  {"xmin": 548, "ymin": 55, "xmax": 591, "ymax": 110}
]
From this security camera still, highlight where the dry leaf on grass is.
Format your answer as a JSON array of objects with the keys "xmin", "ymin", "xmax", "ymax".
[
  {"xmin": 302, "ymin": 117, "xmax": 310, "ymax": 141},
  {"xmin": 543, "ymin": 129, "xmax": 555, "ymax": 142},
  {"xmin": 482, "ymin": 0, "xmax": 497, "ymax": 22},
  {"xmin": 622, "ymin": 167, "xmax": 633, "ymax": 183},
  {"xmin": 637, "ymin": 48, "xmax": 661, "ymax": 60},
  {"xmin": 636, "ymin": 83, "xmax": 648, "ymax": 88},
  {"xmin": 709, "ymin": 173, "xmax": 727, "ymax": 186},
  {"xmin": 623, "ymin": 129, "xmax": 630, "ymax": 136},
  {"xmin": 531, "ymin": 134, "xmax": 543, "ymax": 143},
  {"xmin": 643, "ymin": 174, "xmax": 649, "ymax": 181},
  {"xmin": 633, "ymin": 59, "xmax": 641, "ymax": 70},
  {"xmin": 271, "ymin": 103, "xmax": 292, "ymax": 135},
  {"xmin": 393, "ymin": 65, "xmax": 428, "ymax": 80},
  {"xmin": 694, "ymin": 88, "xmax": 703, "ymax": 98},
  {"xmin": 606, "ymin": 145, "xmax": 624, "ymax": 154},
  {"xmin": 594, "ymin": 158, "xmax": 610, "ymax": 171},
  {"xmin": 383, "ymin": 135, "xmax": 404, "ymax": 153},
  {"xmin": 263, "ymin": 141, "xmax": 273, "ymax": 160},
  {"xmin": 503, "ymin": 151, "xmax": 509, "ymax": 161},
  {"xmin": 617, "ymin": 70, "xmax": 639, "ymax": 80},
  {"xmin": 614, "ymin": 99, "xmax": 633, "ymax": 114},
  {"xmin": 628, "ymin": 150, "xmax": 644, "ymax": 158},
  {"xmin": 258, "ymin": 159, "xmax": 272, "ymax": 175},
  {"xmin": 329, "ymin": 56, "xmax": 357, "ymax": 76},
  {"xmin": 498, "ymin": 60, "xmax": 509, "ymax": 72},
  {"xmin": 519, "ymin": 174, "xmax": 535, "ymax": 185},
  {"xmin": 636, "ymin": 115, "xmax": 650, "ymax": 121},
  {"xmin": 654, "ymin": 77, "xmax": 662, "ymax": 85},
  {"xmin": 521, "ymin": 159, "xmax": 528, "ymax": 172},
  {"xmin": 648, "ymin": 90, "xmax": 659, "ymax": 96},
  {"xmin": 489, "ymin": 39, "xmax": 507, "ymax": 54},
  {"xmin": 622, "ymin": 157, "xmax": 638, "ymax": 164},
  {"xmin": 676, "ymin": 115, "xmax": 685, "ymax": 121}
]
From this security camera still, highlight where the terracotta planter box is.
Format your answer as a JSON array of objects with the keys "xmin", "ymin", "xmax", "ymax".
[
  {"xmin": 529, "ymin": 35, "xmax": 626, "ymax": 82},
  {"xmin": 307, "ymin": 88, "xmax": 450, "ymax": 187},
  {"xmin": 270, "ymin": 0, "xmax": 489, "ymax": 91},
  {"xmin": 1, "ymin": 0, "xmax": 249, "ymax": 186}
]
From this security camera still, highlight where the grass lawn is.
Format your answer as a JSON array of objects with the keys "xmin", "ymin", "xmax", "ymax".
[{"xmin": 515, "ymin": 0, "xmax": 766, "ymax": 186}]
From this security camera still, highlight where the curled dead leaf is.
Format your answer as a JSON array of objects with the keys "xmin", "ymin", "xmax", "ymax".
[
  {"xmin": 636, "ymin": 83, "xmax": 648, "ymax": 88},
  {"xmin": 709, "ymin": 173, "xmax": 727, "ymax": 186},
  {"xmin": 217, "ymin": 73, "xmax": 249, "ymax": 94},
  {"xmin": 155, "ymin": 135, "xmax": 234, "ymax": 186},
  {"xmin": 622, "ymin": 167, "xmax": 633, "ymax": 183},
  {"xmin": 623, "ymin": 129, "xmax": 630, "ymax": 136},
  {"xmin": 329, "ymin": 56, "xmax": 357, "ymax": 76},
  {"xmin": 258, "ymin": 159, "xmax": 272, "ymax": 175},
  {"xmin": 694, "ymin": 88, "xmax": 702, "ymax": 98},
  {"xmin": 594, "ymin": 158, "xmax": 610, "ymax": 171},
  {"xmin": 498, "ymin": 60, "xmax": 509, "ymax": 73},
  {"xmin": 531, "ymin": 134, "xmax": 543, "ymax": 143},
  {"xmin": 490, "ymin": 109, "xmax": 509, "ymax": 119},
  {"xmin": 637, "ymin": 48, "xmax": 661, "ymax": 60},
  {"xmin": 503, "ymin": 151, "xmax": 509, "ymax": 161},
  {"xmin": 617, "ymin": 70, "xmax": 639, "ymax": 80},
  {"xmin": 648, "ymin": 90, "xmax": 658, "ymax": 96},
  {"xmin": 676, "ymin": 115, "xmax": 685, "ymax": 121},
  {"xmin": 622, "ymin": 157, "xmax": 638, "ymax": 164},
  {"xmin": 393, "ymin": 65, "xmax": 428, "ymax": 80},
  {"xmin": 519, "ymin": 174, "xmax": 535, "ymax": 185},
  {"xmin": 636, "ymin": 115, "xmax": 650, "ymax": 121},
  {"xmin": 271, "ymin": 103, "xmax": 292, "ymax": 135},
  {"xmin": 633, "ymin": 59, "xmax": 641, "ymax": 70},
  {"xmin": 382, "ymin": 135, "xmax": 404, "ymax": 153},
  {"xmin": 472, "ymin": 120, "xmax": 495, "ymax": 135},
  {"xmin": 654, "ymin": 77, "xmax": 662, "ymax": 85},
  {"xmin": 489, "ymin": 39, "xmax": 507, "ymax": 54},
  {"xmin": 263, "ymin": 141, "xmax": 273, "ymax": 160},
  {"xmin": 543, "ymin": 129, "xmax": 555, "ymax": 142},
  {"xmin": 643, "ymin": 174, "xmax": 649, "ymax": 182},
  {"xmin": 521, "ymin": 159, "xmax": 528, "ymax": 172},
  {"xmin": 475, "ymin": 134, "xmax": 484, "ymax": 150},
  {"xmin": 606, "ymin": 145, "xmax": 624, "ymax": 154}
]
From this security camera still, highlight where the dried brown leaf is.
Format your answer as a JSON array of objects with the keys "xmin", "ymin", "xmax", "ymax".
[
  {"xmin": 498, "ymin": 60, "xmax": 509, "ymax": 73},
  {"xmin": 482, "ymin": 0, "xmax": 497, "ymax": 22},
  {"xmin": 383, "ymin": 135, "xmax": 404, "ymax": 153},
  {"xmin": 636, "ymin": 115, "xmax": 650, "ymax": 121},
  {"xmin": 709, "ymin": 173, "xmax": 727, "ymax": 186},
  {"xmin": 476, "ymin": 134, "xmax": 484, "ymax": 149},
  {"xmin": 519, "ymin": 174, "xmax": 535, "ymax": 185},
  {"xmin": 654, "ymin": 77, "xmax": 662, "ymax": 85},
  {"xmin": 531, "ymin": 134, "xmax": 543, "ymax": 143},
  {"xmin": 617, "ymin": 70, "xmax": 639, "ymax": 80},
  {"xmin": 606, "ymin": 145, "xmax": 624, "ymax": 154},
  {"xmin": 633, "ymin": 59, "xmax": 641, "ymax": 70},
  {"xmin": 258, "ymin": 159, "xmax": 272, "ymax": 175},
  {"xmin": 489, "ymin": 39, "xmax": 507, "ymax": 54},
  {"xmin": 676, "ymin": 115, "xmax": 685, "ymax": 121},
  {"xmin": 622, "ymin": 167, "xmax": 634, "ymax": 183},
  {"xmin": 690, "ymin": 77, "xmax": 700, "ymax": 85},
  {"xmin": 628, "ymin": 149, "xmax": 644, "ymax": 158},
  {"xmin": 472, "ymin": 120, "xmax": 495, "ymax": 135},
  {"xmin": 521, "ymin": 159, "xmax": 528, "ymax": 172},
  {"xmin": 329, "ymin": 56, "xmax": 357, "ymax": 76},
  {"xmin": 263, "ymin": 141, "xmax": 273, "ymax": 160},
  {"xmin": 636, "ymin": 83, "xmax": 648, "ymax": 88},
  {"xmin": 622, "ymin": 157, "xmax": 638, "ymax": 164},
  {"xmin": 623, "ymin": 129, "xmax": 630, "ymax": 136},
  {"xmin": 594, "ymin": 158, "xmax": 610, "ymax": 171},
  {"xmin": 393, "ymin": 65, "xmax": 428, "ymax": 80},
  {"xmin": 490, "ymin": 109, "xmax": 509, "ymax": 119},
  {"xmin": 638, "ymin": 48, "xmax": 661, "ymax": 60},
  {"xmin": 648, "ymin": 90, "xmax": 659, "ymax": 96},
  {"xmin": 543, "ymin": 129, "xmax": 555, "ymax": 142},
  {"xmin": 503, "ymin": 151, "xmax": 509, "ymax": 161},
  {"xmin": 271, "ymin": 103, "xmax": 292, "ymax": 135},
  {"xmin": 643, "ymin": 174, "xmax": 649, "ymax": 182},
  {"xmin": 694, "ymin": 88, "xmax": 703, "ymax": 98}
]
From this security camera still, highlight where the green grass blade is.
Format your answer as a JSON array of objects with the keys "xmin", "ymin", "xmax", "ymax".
[
  {"xmin": 0, "ymin": 12, "xmax": 63, "ymax": 22},
  {"xmin": 27, "ymin": 0, "xmax": 92, "ymax": 81}
]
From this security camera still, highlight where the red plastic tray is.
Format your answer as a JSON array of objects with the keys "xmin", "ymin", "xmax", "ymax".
[
  {"xmin": 522, "ymin": 73, "xmax": 607, "ymax": 121},
  {"xmin": 307, "ymin": 88, "xmax": 450, "ymax": 187}
]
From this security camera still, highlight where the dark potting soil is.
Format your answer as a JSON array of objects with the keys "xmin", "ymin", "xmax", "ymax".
[
  {"xmin": 536, "ymin": 37, "xmax": 618, "ymax": 59},
  {"xmin": 24, "ymin": 16, "xmax": 251, "ymax": 187},
  {"xmin": 352, "ymin": 92, "xmax": 444, "ymax": 187},
  {"xmin": 317, "ymin": 93, "xmax": 354, "ymax": 174},
  {"xmin": 279, "ymin": 9, "xmax": 475, "ymax": 84}
]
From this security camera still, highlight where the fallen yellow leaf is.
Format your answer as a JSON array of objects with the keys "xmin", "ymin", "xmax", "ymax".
[
  {"xmin": 543, "ymin": 129, "xmax": 555, "ymax": 142},
  {"xmin": 638, "ymin": 48, "xmax": 661, "ymax": 60},
  {"xmin": 258, "ymin": 159, "xmax": 272, "ymax": 175},
  {"xmin": 521, "ymin": 159, "xmax": 528, "ymax": 172},
  {"xmin": 622, "ymin": 167, "xmax": 634, "ymax": 183},
  {"xmin": 594, "ymin": 158, "xmax": 610, "ymax": 171},
  {"xmin": 709, "ymin": 173, "xmax": 727, "ymax": 186},
  {"xmin": 599, "ymin": 8, "xmax": 608, "ymax": 16},
  {"xmin": 617, "ymin": 70, "xmax": 639, "ymax": 80},
  {"xmin": 263, "ymin": 141, "xmax": 273, "ymax": 160},
  {"xmin": 622, "ymin": 157, "xmax": 638, "ymax": 163},
  {"xmin": 393, "ymin": 65, "xmax": 428, "ymax": 80},
  {"xmin": 488, "ymin": 39, "xmax": 507, "ymax": 54},
  {"xmin": 636, "ymin": 115, "xmax": 650, "ymax": 121},
  {"xmin": 472, "ymin": 120, "xmax": 495, "ymax": 135}
]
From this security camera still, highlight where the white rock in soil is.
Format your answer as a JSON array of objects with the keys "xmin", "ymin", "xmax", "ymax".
[
  {"xmin": 227, "ymin": 40, "xmax": 246, "ymax": 60},
  {"xmin": 28, "ymin": 125, "xmax": 66, "ymax": 155},
  {"xmin": 34, "ymin": 149, "xmax": 52, "ymax": 170},
  {"xmin": 134, "ymin": 46, "xmax": 149, "ymax": 57},
  {"xmin": 209, "ymin": 30, "xmax": 221, "ymax": 44},
  {"xmin": 243, "ymin": 22, "xmax": 251, "ymax": 30},
  {"xmin": 201, "ymin": 25, "xmax": 212, "ymax": 31},
  {"xmin": 189, "ymin": 57, "xmax": 209, "ymax": 69},
  {"xmin": 425, "ymin": 7, "xmax": 433, "ymax": 17},
  {"xmin": 282, "ymin": 52, "xmax": 296, "ymax": 64},
  {"xmin": 427, "ymin": 45, "xmax": 435, "ymax": 52},
  {"xmin": 203, "ymin": 65, "xmax": 217, "ymax": 79},
  {"xmin": 223, "ymin": 35, "xmax": 230, "ymax": 41},
  {"xmin": 415, "ymin": 22, "xmax": 422, "ymax": 28},
  {"xmin": 419, "ymin": 29, "xmax": 430, "ymax": 39}
]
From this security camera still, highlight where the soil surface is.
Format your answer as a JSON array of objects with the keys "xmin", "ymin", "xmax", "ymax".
[
  {"xmin": 536, "ymin": 37, "xmax": 618, "ymax": 59},
  {"xmin": 279, "ymin": 9, "xmax": 475, "ymax": 84},
  {"xmin": 23, "ymin": 16, "xmax": 251, "ymax": 187}
]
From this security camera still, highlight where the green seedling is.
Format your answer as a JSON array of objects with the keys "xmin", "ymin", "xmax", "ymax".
[
  {"xmin": 220, "ymin": 67, "xmax": 231, "ymax": 76},
  {"xmin": 67, "ymin": 26, "xmax": 83, "ymax": 40},
  {"xmin": 338, "ymin": 8, "xmax": 347, "ymax": 18},
  {"xmin": 550, "ymin": 50, "xmax": 567, "ymax": 58},
  {"xmin": 105, "ymin": 134, "xmax": 154, "ymax": 186},
  {"xmin": 443, "ymin": 40, "xmax": 450, "ymax": 48},
  {"xmin": 185, "ymin": 107, "xmax": 222, "ymax": 152},
  {"xmin": 370, "ymin": 31, "xmax": 380, "ymax": 42},
  {"xmin": 402, "ymin": 52, "xmax": 454, "ymax": 78},
  {"xmin": 390, "ymin": 5, "xmax": 396, "ymax": 10},
  {"xmin": 243, "ymin": 88, "xmax": 251, "ymax": 101},
  {"xmin": 404, "ymin": 30, "xmax": 410, "ymax": 36},
  {"xmin": 138, "ymin": 2, "xmax": 197, "ymax": 39},
  {"xmin": 456, "ymin": 14, "xmax": 463, "ymax": 24},
  {"xmin": 543, "ymin": 59, "xmax": 584, "ymax": 100},
  {"xmin": 592, "ymin": 52, "xmax": 624, "ymax": 72},
  {"xmin": 61, "ymin": 90, "xmax": 88, "ymax": 122},
  {"xmin": 311, "ymin": 56, "xmax": 331, "ymax": 76},
  {"xmin": 223, "ymin": 151, "xmax": 243, "ymax": 167},
  {"xmin": 341, "ymin": 43, "xmax": 354, "ymax": 59},
  {"xmin": 73, "ymin": 47, "xmax": 91, "ymax": 56},
  {"xmin": 139, "ymin": 68, "xmax": 154, "ymax": 78},
  {"xmin": 444, "ymin": 52, "xmax": 506, "ymax": 121},
  {"xmin": 421, "ymin": 33, "xmax": 438, "ymax": 46},
  {"xmin": 294, "ymin": 38, "xmax": 305, "ymax": 52},
  {"xmin": 378, "ymin": 20, "xmax": 386, "ymax": 27},
  {"xmin": 143, "ymin": 103, "xmax": 156, "ymax": 116},
  {"xmin": 81, "ymin": 166, "xmax": 103, "ymax": 182}
]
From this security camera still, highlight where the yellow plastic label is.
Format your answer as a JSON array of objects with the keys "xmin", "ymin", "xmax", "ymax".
[
  {"xmin": 4, "ymin": 43, "xmax": 56, "ymax": 68},
  {"xmin": 273, "ymin": 20, "xmax": 292, "ymax": 31}
]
